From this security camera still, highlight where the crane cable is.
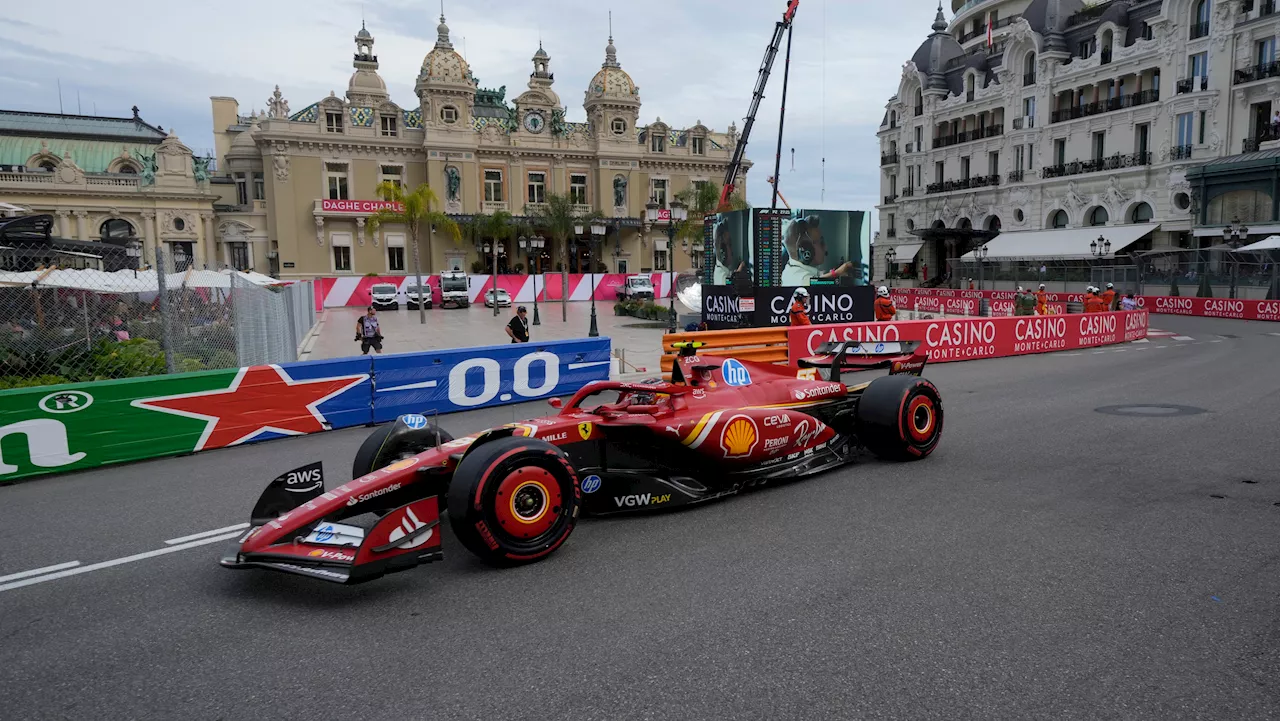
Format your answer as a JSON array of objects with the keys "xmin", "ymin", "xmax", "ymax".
[{"xmin": 821, "ymin": 0, "xmax": 827, "ymax": 203}]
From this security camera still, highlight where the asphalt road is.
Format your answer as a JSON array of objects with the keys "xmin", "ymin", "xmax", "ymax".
[{"xmin": 2, "ymin": 314, "xmax": 1278, "ymax": 720}]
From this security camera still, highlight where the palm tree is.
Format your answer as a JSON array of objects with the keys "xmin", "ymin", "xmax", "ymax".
[
  {"xmin": 366, "ymin": 181, "xmax": 460, "ymax": 324},
  {"xmin": 474, "ymin": 210, "xmax": 514, "ymax": 316},
  {"xmin": 528, "ymin": 192, "xmax": 601, "ymax": 322},
  {"xmin": 673, "ymin": 182, "xmax": 748, "ymax": 262}
]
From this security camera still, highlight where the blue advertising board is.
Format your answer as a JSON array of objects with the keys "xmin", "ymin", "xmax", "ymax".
[{"xmin": 369, "ymin": 338, "xmax": 612, "ymax": 423}]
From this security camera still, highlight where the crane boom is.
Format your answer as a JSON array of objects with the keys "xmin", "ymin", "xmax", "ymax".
[{"xmin": 718, "ymin": 0, "xmax": 799, "ymax": 212}]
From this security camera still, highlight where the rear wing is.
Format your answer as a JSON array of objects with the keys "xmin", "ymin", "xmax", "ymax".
[{"xmin": 796, "ymin": 341, "xmax": 928, "ymax": 383}]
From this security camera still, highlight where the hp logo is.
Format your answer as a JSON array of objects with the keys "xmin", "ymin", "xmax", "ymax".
[
  {"xmin": 721, "ymin": 359, "xmax": 752, "ymax": 387},
  {"xmin": 581, "ymin": 475, "xmax": 602, "ymax": 494},
  {"xmin": 400, "ymin": 414, "xmax": 428, "ymax": 429}
]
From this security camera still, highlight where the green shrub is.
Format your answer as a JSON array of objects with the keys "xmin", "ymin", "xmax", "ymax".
[{"xmin": 0, "ymin": 375, "xmax": 72, "ymax": 390}]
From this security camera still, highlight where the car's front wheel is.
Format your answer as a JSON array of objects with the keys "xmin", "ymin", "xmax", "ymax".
[
  {"xmin": 447, "ymin": 436, "xmax": 580, "ymax": 566},
  {"xmin": 856, "ymin": 375, "xmax": 943, "ymax": 461}
]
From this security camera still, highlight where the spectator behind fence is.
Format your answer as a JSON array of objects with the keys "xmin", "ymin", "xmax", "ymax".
[
  {"xmin": 873, "ymin": 286, "xmax": 896, "ymax": 321},
  {"xmin": 1120, "ymin": 293, "xmax": 1138, "ymax": 311},
  {"xmin": 1102, "ymin": 283, "xmax": 1117, "ymax": 310}
]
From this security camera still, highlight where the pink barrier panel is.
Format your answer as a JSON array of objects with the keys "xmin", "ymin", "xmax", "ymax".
[
  {"xmin": 1137, "ymin": 295, "xmax": 1280, "ymax": 321},
  {"xmin": 889, "ymin": 287, "xmax": 1067, "ymax": 315},
  {"xmin": 313, "ymin": 273, "xmax": 673, "ymax": 307},
  {"xmin": 785, "ymin": 310, "xmax": 1149, "ymax": 364}
]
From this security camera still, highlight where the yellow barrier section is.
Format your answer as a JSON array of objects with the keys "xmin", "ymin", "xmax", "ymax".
[{"xmin": 659, "ymin": 327, "xmax": 790, "ymax": 380}]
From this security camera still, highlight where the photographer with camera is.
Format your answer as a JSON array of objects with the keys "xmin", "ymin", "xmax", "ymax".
[{"xmin": 355, "ymin": 306, "xmax": 384, "ymax": 355}]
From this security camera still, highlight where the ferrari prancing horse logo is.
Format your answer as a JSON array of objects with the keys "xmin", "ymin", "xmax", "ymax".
[{"xmin": 577, "ymin": 422, "xmax": 593, "ymax": 441}]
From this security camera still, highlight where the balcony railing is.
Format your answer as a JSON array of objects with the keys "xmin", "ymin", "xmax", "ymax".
[
  {"xmin": 960, "ymin": 25, "xmax": 986, "ymax": 43},
  {"xmin": 884, "ymin": 195, "xmax": 898, "ymax": 205},
  {"xmin": 1006, "ymin": 169, "xmax": 1025, "ymax": 183},
  {"xmin": 925, "ymin": 173, "xmax": 1001, "ymax": 195},
  {"xmin": 1065, "ymin": 1, "xmax": 1114, "ymax": 27},
  {"xmin": 1243, "ymin": 123, "xmax": 1280, "ymax": 153},
  {"xmin": 1171, "ymin": 144, "xmax": 1193, "ymax": 160},
  {"xmin": 886, "ymin": 228, "xmax": 897, "ymax": 238},
  {"xmin": 1023, "ymin": 72, "xmax": 1036, "ymax": 86},
  {"xmin": 881, "ymin": 153, "xmax": 900, "ymax": 165},
  {"xmin": 1235, "ymin": 59, "xmax": 1280, "ymax": 84},
  {"xmin": 1189, "ymin": 21, "xmax": 1209, "ymax": 40},
  {"xmin": 914, "ymin": 105, "xmax": 923, "ymax": 117},
  {"xmin": 1040, "ymin": 152, "xmax": 1152, "ymax": 179},
  {"xmin": 1176, "ymin": 76, "xmax": 1209, "ymax": 94},
  {"xmin": 901, "ymin": 186, "xmax": 915, "ymax": 197},
  {"xmin": 1049, "ymin": 89, "xmax": 1159, "ymax": 123},
  {"xmin": 933, "ymin": 124, "xmax": 1005, "ymax": 149}
]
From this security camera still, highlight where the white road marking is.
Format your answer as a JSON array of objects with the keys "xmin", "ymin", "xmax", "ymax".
[
  {"xmin": 165, "ymin": 523, "xmax": 249, "ymax": 545},
  {"xmin": 0, "ymin": 560, "xmax": 81, "ymax": 583},
  {"xmin": 1134, "ymin": 347, "xmax": 1148, "ymax": 351},
  {"xmin": 1092, "ymin": 351, "xmax": 1107, "ymax": 354},
  {"xmin": 1268, "ymin": 332, "xmax": 1280, "ymax": 337},
  {"xmin": 1059, "ymin": 353, "xmax": 1081, "ymax": 357},
  {"xmin": 0, "ymin": 531, "xmax": 242, "ymax": 594},
  {"xmin": 1209, "ymin": 339, "xmax": 1223, "ymax": 343},
  {"xmin": 1173, "ymin": 335, "xmax": 1195, "ymax": 341},
  {"xmin": 1113, "ymin": 349, "xmax": 1127, "ymax": 353},
  {"xmin": 1130, "ymin": 339, "xmax": 1150, "ymax": 343}
]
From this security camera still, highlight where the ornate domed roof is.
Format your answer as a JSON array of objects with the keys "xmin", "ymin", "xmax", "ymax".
[
  {"xmin": 586, "ymin": 35, "xmax": 638, "ymax": 103},
  {"xmin": 228, "ymin": 118, "xmax": 259, "ymax": 157},
  {"xmin": 421, "ymin": 14, "xmax": 474, "ymax": 87},
  {"xmin": 348, "ymin": 69, "xmax": 387, "ymax": 95}
]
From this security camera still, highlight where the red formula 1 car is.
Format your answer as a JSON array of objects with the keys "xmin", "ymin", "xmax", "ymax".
[{"xmin": 220, "ymin": 341, "xmax": 944, "ymax": 584}]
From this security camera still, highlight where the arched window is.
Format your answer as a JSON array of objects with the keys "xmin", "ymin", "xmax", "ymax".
[
  {"xmin": 986, "ymin": 215, "xmax": 1001, "ymax": 232},
  {"xmin": 39, "ymin": 160, "xmax": 56, "ymax": 171},
  {"xmin": 1089, "ymin": 206, "xmax": 1109, "ymax": 226},
  {"xmin": 100, "ymin": 219, "xmax": 136, "ymax": 241},
  {"xmin": 118, "ymin": 164, "xmax": 137, "ymax": 174},
  {"xmin": 957, "ymin": 217, "xmax": 972, "ymax": 229},
  {"xmin": 1100, "ymin": 30, "xmax": 1113, "ymax": 63},
  {"xmin": 932, "ymin": 219, "xmax": 946, "ymax": 229},
  {"xmin": 914, "ymin": 88, "xmax": 923, "ymax": 112},
  {"xmin": 1050, "ymin": 209, "xmax": 1068, "ymax": 228},
  {"xmin": 1129, "ymin": 202, "xmax": 1153, "ymax": 223},
  {"xmin": 1194, "ymin": 0, "xmax": 1209, "ymax": 25},
  {"xmin": 1024, "ymin": 52, "xmax": 1036, "ymax": 79}
]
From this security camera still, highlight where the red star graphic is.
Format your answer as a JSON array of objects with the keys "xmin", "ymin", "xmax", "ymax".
[{"xmin": 133, "ymin": 365, "xmax": 368, "ymax": 451}]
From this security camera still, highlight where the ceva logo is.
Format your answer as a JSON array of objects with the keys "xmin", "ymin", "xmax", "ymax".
[{"xmin": 721, "ymin": 359, "xmax": 752, "ymax": 386}]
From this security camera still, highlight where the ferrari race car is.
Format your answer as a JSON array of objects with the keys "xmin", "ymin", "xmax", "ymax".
[{"xmin": 220, "ymin": 341, "xmax": 944, "ymax": 584}]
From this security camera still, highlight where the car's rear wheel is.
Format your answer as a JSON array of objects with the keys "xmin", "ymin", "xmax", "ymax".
[
  {"xmin": 447, "ymin": 436, "xmax": 580, "ymax": 567},
  {"xmin": 856, "ymin": 375, "xmax": 943, "ymax": 461}
]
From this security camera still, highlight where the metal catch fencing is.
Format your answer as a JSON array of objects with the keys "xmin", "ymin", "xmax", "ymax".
[{"xmin": 0, "ymin": 242, "xmax": 316, "ymax": 390}]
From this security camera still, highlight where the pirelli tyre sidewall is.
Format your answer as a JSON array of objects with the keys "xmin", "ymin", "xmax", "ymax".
[
  {"xmin": 447, "ymin": 436, "xmax": 581, "ymax": 567},
  {"xmin": 856, "ymin": 375, "xmax": 944, "ymax": 461}
]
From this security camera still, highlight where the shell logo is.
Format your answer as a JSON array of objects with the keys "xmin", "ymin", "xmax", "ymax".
[{"xmin": 720, "ymin": 415, "xmax": 759, "ymax": 458}]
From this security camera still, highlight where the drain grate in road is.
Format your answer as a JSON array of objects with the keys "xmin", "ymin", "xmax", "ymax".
[{"xmin": 1095, "ymin": 404, "xmax": 1208, "ymax": 417}]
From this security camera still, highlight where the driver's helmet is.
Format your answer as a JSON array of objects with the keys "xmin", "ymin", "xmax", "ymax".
[{"xmin": 877, "ymin": 286, "xmax": 889, "ymax": 297}]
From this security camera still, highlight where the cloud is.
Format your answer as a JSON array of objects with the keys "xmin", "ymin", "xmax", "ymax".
[{"xmin": 0, "ymin": 0, "xmax": 943, "ymax": 230}]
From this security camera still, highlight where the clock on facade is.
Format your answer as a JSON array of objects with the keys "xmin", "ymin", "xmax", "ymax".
[{"xmin": 523, "ymin": 110, "xmax": 545, "ymax": 133}]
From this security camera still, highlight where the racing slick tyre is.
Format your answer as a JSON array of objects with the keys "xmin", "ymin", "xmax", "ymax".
[
  {"xmin": 447, "ymin": 436, "xmax": 581, "ymax": 567},
  {"xmin": 353, "ymin": 422, "xmax": 454, "ymax": 514},
  {"xmin": 856, "ymin": 375, "xmax": 943, "ymax": 461}
]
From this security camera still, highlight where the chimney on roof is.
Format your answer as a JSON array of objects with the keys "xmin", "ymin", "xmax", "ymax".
[{"xmin": 131, "ymin": 105, "xmax": 140, "ymax": 119}]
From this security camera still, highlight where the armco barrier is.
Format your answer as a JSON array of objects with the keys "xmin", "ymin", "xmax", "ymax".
[
  {"xmin": 1136, "ymin": 295, "xmax": 1280, "ymax": 321},
  {"xmin": 787, "ymin": 310, "xmax": 1148, "ymax": 362},
  {"xmin": 0, "ymin": 338, "xmax": 610, "ymax": 484},
  {"xmin": 315, "ymin": 273, "xmax": 674, "ymax": 309}
]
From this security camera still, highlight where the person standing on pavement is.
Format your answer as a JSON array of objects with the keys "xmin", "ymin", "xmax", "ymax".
[
  {"xmin": 505, "ymin": 305, "xmax": 530, "ymax": 343},
  {"xmin": 1101, "ymin": 283, "xmax": 1117, "ymax": 310},
  {"xmin": 355, "ymin": 306, "xmax": 383, "ymax": 355},
  {"xmin": 1035, "ymin": 284, "xmax": 1048, "ymax": 315},
  {"xmin": 874, "ymin": 286, "xmax": 897, "ymax": 321},
  {"xmin": 788, "ymin": 288, "xmax": 811, "ymax": 326}
]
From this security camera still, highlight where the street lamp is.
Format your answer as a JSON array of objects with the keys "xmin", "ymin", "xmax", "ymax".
[
  {"xmin": 1089, "ymin": 235, "xmax": 1111, "ymax": 257},
  {"xmin": 975, "ymin": 243, "xmax": 989, "ymax": 290},
  {"xmin": 885, "ymin": 247, "xmax": 897, "ymax": 288},
  {"xmin": 1223, "ymin": 218, "xmax": 1248, "ymax": 298},
  {"xmin": 647, "ymin": 199, "xmax": 687, "ymax": 332},
  {"xmin": 518, "ymin": 234, "xmax": 544, "ymax": 326}
]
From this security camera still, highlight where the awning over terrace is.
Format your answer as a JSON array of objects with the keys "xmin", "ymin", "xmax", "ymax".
[
  {"xmin": 959, "ymin": 224, "xmax": 1160, "ymax": 260},
  {"xmin": 888, "ymin": 241, "xmax": 924, "ymax": 261},
  {"xmin": 1238, "ymin": 235, "xmax": 1280, "ymax": 253}
]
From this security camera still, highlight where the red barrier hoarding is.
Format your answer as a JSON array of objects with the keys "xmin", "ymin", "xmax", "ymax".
[
  {"xmin": 888, "ymin": 288, "xmax": 1067, "ymax": 316},
  {"xmin": 1135, "ymin": 295, "xmax": 1280, "ymax": 321},
  {"xmin": 786, "ymin": 310, "xmax": 1149, "ymax": 364}
]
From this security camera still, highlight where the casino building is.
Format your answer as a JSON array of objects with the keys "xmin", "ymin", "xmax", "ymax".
[
  {"xmin": 876, "ymin": 0, "xmax": 1280, "ymax": 283},
  {"xmin": 210, "ymin": 14, "xmax": 748, "ymax": 279}
]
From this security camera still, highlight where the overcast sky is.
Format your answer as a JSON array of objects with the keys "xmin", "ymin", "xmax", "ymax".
[{"xmin": 0, "ymin": 0, "xmax": 945, "ymax": 233}]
